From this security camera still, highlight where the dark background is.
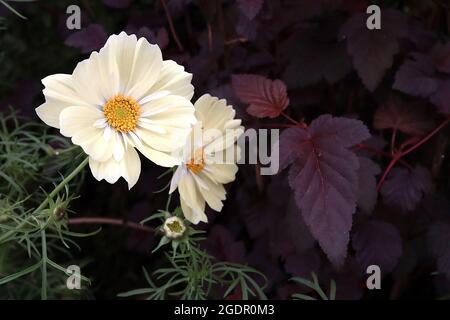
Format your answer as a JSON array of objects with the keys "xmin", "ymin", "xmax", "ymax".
[{"xmin": 1, "ymin": 0, "xmax": 450, "ymax": 300}]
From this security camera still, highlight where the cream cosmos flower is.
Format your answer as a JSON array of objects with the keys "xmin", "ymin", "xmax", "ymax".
[
  {"xmin": 169, "ymin": 94, "xmax": 244, "ymax": 224},
  {"xmin": 36, "ymin": 32, "xmax": 196, "ymax": 189}
]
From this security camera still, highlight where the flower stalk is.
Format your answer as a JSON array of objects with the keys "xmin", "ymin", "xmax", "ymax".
[{"xmin": 0, "ymin": 156, "xmax": 89, "ymax": 244}]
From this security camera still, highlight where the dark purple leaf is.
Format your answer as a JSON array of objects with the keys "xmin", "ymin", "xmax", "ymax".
[
  {"xmin": 285, "ymin": 197, "xmax": 316, "ymax": 254},
  {"xmin": 203, "ymin": 225, "xmax": 246, "ymax": 264},
  {"xmin": 394, "ymin": 45, "xmax": 450, "ymax": 115},
  {"xmin": 340, "ymin": 9, "xmax": 408, "ymax": 91},
  {"xmin": 280, "ymin": 115, "xmax": 371, "ymax": 267},
  {"xmin": 64, "ymin": 24, "xmax": 108, "ymax": 54},
  {"xmin": 393, "ymin": 53, "xmax": 441, "ymax": 97},
  {"xmin": 407, "ymin": 20, "xmax": 436, "ymax": 52},
  {"xmin": 352, "ymin": 221, "xmax": 402, "ymax": 273},
  {"xmin": 132, "ymin": 26, "xmax": 169, "ymax": 49},
  {"xmin": 237, "ymin": 0, "xmax": 264, "ymax": 20},
  {"xmin": 232, "ymin": 74, "xmax": 289, "ymax": 118},
  {"xmin": 373, "ymin": 97, "xmax": 434, "ymax": 135},
  {"xmin": 284, "ymin": 21, "xmax": 351, "ymax": 88},
  {"xmin": 357, "ymin": 157, "xmax": 380, "ymax": 214},
  {"xmin": 381, "ymin": 166, "xmax": 432, "ymax": 212}
]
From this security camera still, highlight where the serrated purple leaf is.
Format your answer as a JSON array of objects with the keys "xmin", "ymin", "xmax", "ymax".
[
  {"xmin": 340, "ymin": 9, "xmax": 407, "ymax": 91},
  {"xmin": 281, "ymin": 115, "xmax": 370, "ymax": 267},
  {"xmin": 352, "ymin": 221, "xmax": 402, "ymax": 273},
  {"xmin": 381, "ymin": 166, "xmax": 432, "ymax": 212},
  {"xmin": 393, "ymin": 53, "xmax": 441, "ymax": 97},
  {"xmin": 373, "ymin": 97, "xmax": 435, "ymax": 135}
]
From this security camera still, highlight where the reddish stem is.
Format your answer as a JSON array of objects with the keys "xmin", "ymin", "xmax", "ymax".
[
  {"xmin": 401, "ymin": 117, "xmax": 450, "ymax": 157},
  {"xmin": 376, "ymin": 117, "xmax": 450, "ymax": 192},
  {"xmin": 281, "ymin": 111, "xmax": 300, "ymax": 126},
  {"xmin": 68, "ymin": 217, "xmax": 155, "ymax": 233},
  {"xmin": 355, "ymin": 144, "xmax": 412, "ymax": 169},
  {"xmin": 376, "ymin": 153, "xmax": 402, "ymax": 192}
]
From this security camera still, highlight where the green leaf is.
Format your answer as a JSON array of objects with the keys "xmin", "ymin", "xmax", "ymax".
[
  {"xmin": 0, "ymin": 0, "xmax": 27, "ymax": 19},
  {"xmin": 0, "ymin": 260, "xmax": 41, "ymax": 285},
  {"xmin": 292, "ymin": 293, "xmax": 317, "ymax": 300},
  {"xmin": 152, "ymin": 236, "xmax": 170, "ymax": 253},
  {"xmin": 118, "ymin": 288, "xmax": 156, "ymax": 297},
  {"xmin": 329, "ymin": 279, "xmax": 336, "ymax": 300}
]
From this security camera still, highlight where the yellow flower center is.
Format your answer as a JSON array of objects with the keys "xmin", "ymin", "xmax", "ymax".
[
  {"xmin": 187, "ymin": 148, "xmax": 205, "ymax": 174},
  {"xmin": 103, "ymin": 95, "xmax": 140, "ymax": 132}
]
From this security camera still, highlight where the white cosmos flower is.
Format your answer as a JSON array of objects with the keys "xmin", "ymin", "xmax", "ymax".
[
  {"xmin": 169, "ymin": 94, "xmax": 244, "ymax": 224},
  {"xmin": 36, "ymin": 32, "xmax": 196, "ymax": 189}
]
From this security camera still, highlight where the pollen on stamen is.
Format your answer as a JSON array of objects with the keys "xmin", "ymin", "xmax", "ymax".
[
  {"xmin": 186, "ymin": 148, "xmax": 205, "ymax": 174},
  {"xmin": 103, "ymin": 95, "xmax": 141, "ymax": 132}
]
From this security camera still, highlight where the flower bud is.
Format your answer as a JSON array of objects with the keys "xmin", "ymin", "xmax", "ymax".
[{"xmin": 163, "ymin": 216, "xmax": 186, "ymax": 239}]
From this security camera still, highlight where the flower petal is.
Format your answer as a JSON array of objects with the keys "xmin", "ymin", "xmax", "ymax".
[
  {"xmin": 60, "ymin": 106, "xmax": 114, "ymax": 161},
  {"xmin": 194, "ymin": 94, "xmax": 238, "ymax": 132},
  {"xmin": 196, "ymin": 177, "xmax": 226, "ymax": 212},
  {"xmin": 119, "ymin": 146, "xmax": 141, "ymax": 189},
  {"xmin": 36, "ymin": 74, "xmax": 90, "ymax": 128},
  {"xmin": 89, "ymin": 156, "xmax": 121, "ymax": 184},
  {"xmin": 180, "ymin": 198, "xmax": 208, "ymax": 224},
  {"xmin": 125, "ymin": 37, "xmax": 163, "ymax": 100},
  {"xmin": 89, "ymin": 146, "xmax": 141, "ymax": 189},
  {"xmin": 136, "ymin": 95, "xmax": 196, "ymax": 153},
  {"xmin": 100, "ymin": 32, "xmax": 163, "ymax": 100},
  {"xmin": 147, "ymin": 60, "xmax": 194, "ymax": 100},
  {"xmin": 204, "ymin": 163, "xmax": 238, "ymax": 184},
  {"xmin": 136, "ymin": 143, "xmax": 180, "ymax": 167}
]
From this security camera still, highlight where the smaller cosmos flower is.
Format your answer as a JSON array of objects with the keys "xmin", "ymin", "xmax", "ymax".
[
  {"xmin": 36, "ymin": 32, "xmax": 196, "ymax": 189},
  {"xmin": 169, "ymin": 94, "xmax": 244, "ymax": 224},
  {"xmin": 163, "ymin": 216, "xmax": 186, "ymax": 239}
]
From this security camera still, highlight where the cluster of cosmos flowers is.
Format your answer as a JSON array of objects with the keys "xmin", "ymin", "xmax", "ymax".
[{"xmin": 36, "ymin": 32, "xmax": 243, "ymax": 225}]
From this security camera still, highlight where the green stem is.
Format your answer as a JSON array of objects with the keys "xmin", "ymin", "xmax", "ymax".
[
  {"xmin": 41, "ymin": 229, "xmax": 47, "ymax": 300},
  {"xmin": 36, "ymin": 157, "xmax": 89, "ymax": 214},
  {"xmin": 165, "ymin": 193, "xmax": 172, "ymax": 212},
  {"xmin": 0, "ymin": 157, "xmax": 89, "ymax": 244}
]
